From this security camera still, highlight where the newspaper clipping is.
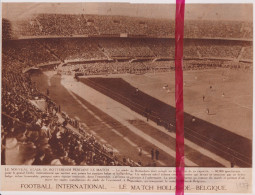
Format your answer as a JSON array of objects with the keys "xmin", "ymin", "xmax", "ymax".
[{"xmin": 1, "ymin": 2, "xmax": 253, "ymax": 194}]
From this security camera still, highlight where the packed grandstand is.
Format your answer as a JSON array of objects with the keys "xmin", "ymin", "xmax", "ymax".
[{"xmin": 2, "ymin": 14, "xmax": 253, "ymax": 166}]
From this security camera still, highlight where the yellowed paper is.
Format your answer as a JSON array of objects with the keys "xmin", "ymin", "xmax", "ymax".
[{"xmin": 1, "ymin": 2, "xmax": 253, "ymax": 194}]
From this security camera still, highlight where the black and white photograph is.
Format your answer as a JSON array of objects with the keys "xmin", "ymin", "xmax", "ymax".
[{"xmin": 1, "ymin": 2, "xmax": 253, "ymax": 169}]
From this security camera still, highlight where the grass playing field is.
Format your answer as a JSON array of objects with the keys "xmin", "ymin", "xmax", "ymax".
[
  {"xmin": 31, "ymin": 67, "xmax": 252, "ymax": 167},
  {"xmin": 117, "ymin": 69, "xmax": 253, "ymax": 140}
]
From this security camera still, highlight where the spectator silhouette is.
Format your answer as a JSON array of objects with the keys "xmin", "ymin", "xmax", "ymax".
[{"xmin": 151, "ymin": 148, "xmax": 154, "ymax": 160}]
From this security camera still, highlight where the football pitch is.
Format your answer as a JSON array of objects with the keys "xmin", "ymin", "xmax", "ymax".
[
  {"xmin": 119, "ymin": 69, "xmax": 253, "ymax": 139},
  {"xmin": 31, "ymin": 67, "xmax": 252, "ymax": 167}
]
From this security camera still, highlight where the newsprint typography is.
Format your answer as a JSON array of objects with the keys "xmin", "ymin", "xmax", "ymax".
[{"xmin": 1, "ymin": 2, "xmax": 253, "ymax": 194}]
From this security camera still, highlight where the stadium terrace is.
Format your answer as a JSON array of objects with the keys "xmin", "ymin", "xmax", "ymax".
[{"xmin": 1, "ymin": 14, "xmax": 253, "ymax": 167}]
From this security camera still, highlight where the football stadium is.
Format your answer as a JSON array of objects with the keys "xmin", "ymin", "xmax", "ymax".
[{"xmin": 2, "ymin": 11, "xmax": 253, "ymax": 167}]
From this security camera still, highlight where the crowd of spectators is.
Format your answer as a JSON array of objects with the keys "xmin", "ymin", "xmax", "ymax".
[
  {"xmin": 14, "ymin": 19, "xmax": 43, "ymax": 37},
  {"xmin": 61, "ymin": 61, "xmax": 177, "ymax": 76},
  {"xmin": 2, "ymin": 52, "xmax": 141, "ymax": 166},
  {"xmin": 9, "ymin": 14, "xmax": 252, "ymax": 39},
  {"xmin": 184, "ymin": 20, "xmax": 252, "ymax": 39},
  {"xmin": 62, "ymin": 62, "xmax": 134, "ymax": 75},
  {"xmin": 16, "ymin": 14, "xmax": 98, "ymax": 37},
  {"xmin": 197, "ymin": 41, "xmax": 243, "ymax": 59},
  {"xmin": 183, "ymin": 60, "xmax": 223, "ymax": 70},
  {"xmin": 44, "ymin": 38, "xmax": 106, "ymax": 61},
  {"xmin": 93, "ymin": 15, "xmax": 131, "ymax": 35},
  {"xmin": 199, "ymin": 45, "xmax": 242, "ymax": 59},
  {"xmin": 62, "ymin": 59, "xmax": 241, "ymax": 76},
  {"xmin": 146, "ymin": 19, "xmax": 174, "ymax": 37},
  {"xmin": 2, "ymin": 32, "xmax": 252, "ymax": 166},
  {"xmin": 146, "ymin": 39, "xmax": 201, "ymax": 59},
  {"xmin": 99, "ymin": 39, "xmax": 155, "ymax": 58},
  {"xmin": 2, "ymin": 19, "xmax": 12, "ymax": 40},
  {"xmin": 183, "ymin": 41, "xmax": 200, "ymax": 59},
  {"xmin": 3, "ymin": 40, "xmax": 58, "ymax": 67},
  {"xmin": 146, "ymin": 39, "xmax": 175, "ymax": 58},
  {"xmin": 2, "ymin": 37, "xmax": 252, "ymax": 75},
  {"xmin": 241, "ymin": 46, "xmax": 253, "ymax": 60},
  {"xmin": 61, "ymin": 56, "xmax": 253, "ymax": 77},
  {"xmin": 222, "ymin": 61, "xmax": 252, "ymax": 70}
]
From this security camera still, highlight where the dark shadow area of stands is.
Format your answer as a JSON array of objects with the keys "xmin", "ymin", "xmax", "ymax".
[
  {"xmin": 32, "ymin": 74, "xmax": 176, "ymax": 166},
  {"xmin": 81, "ymin": 77, "xmax": 252, "ymax": 167}
]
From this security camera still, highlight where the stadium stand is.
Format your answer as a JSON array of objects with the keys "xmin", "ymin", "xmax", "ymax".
[
  {"xmin": 2, "ymin": 19, "xmax": 13, "ymax": 40},
  {"xmin": 197, "ymin": 40, "xmax": 243, "ymax": 59},
  {"xmin": 99, "ymin": 39, "xmax": 154, "ymax": 58},
  {"xmin": 145, "ymin": 19, "xmax": 174, "ymax": 37},
  {"xmin": 183, "ymin": 40, "xmax": 200, "ymax": 59},
  {"xmin": 12, "ymin": 15, "xmax": 252, "ymax": 39},
  {"xmin": 2, "ymin": 14, "xmax": 253, "ymax": 166},
  {"xmin": 1, "ymin": 53, "xmax": 138, "ymax": 166},
  {"xmin": 16, "ymin": 14, "xmax": 98, "ymax": 37},
  {"xmin": 3, "ymin": 40, "xmax": 58, "ymax": 66},
  {"xmin": 184, "ymin": 20, "xmax": 252, "ymax": 39},
  {"xmin": 240, "ymin": 46, "xmax": 253, "ymax": 60},
  {"xmin": 43, "ymin": 38, "xmax": 106, "ymax": 61},
  {"xmin": 146, "ymin": 39, "xmax": 175, "ymax": 58}
]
